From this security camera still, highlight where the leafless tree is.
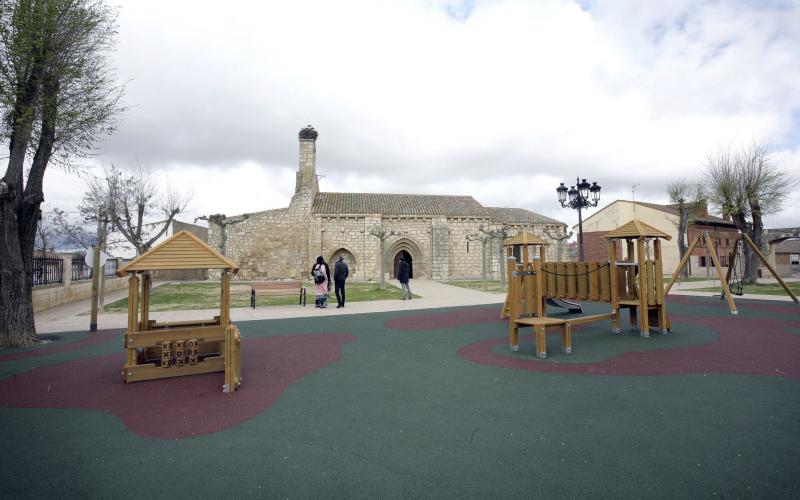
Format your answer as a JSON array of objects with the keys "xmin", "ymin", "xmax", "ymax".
[
  {"xmin": 80, "ymin": 164, "xmax": 192, "ymax": 255},
  {"xmin": 667, "ymin": 179, "xmax": 705, "ymax": 278},
  {"xmin": 706, "ymin": 142, "xmax": 797, "ymax": 283}
]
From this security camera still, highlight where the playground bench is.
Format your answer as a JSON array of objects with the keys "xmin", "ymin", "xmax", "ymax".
[
  {"xmin": 513, "ymin": 312, "xmax": 616, "ymax": 358},
  {"xmin": 250, "ymin": 280, "xmax": 307, "ymax": 308}
]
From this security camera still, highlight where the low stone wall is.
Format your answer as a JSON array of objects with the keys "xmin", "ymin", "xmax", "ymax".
[{"xmin": 33, "ymin": 275, "xmax": 129, "ymax": 312}]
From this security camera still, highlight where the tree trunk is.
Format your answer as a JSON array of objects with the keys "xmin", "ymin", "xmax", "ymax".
[
  {"xmin": 747, "ymin": 198, "xmax": 765, "ymax": 285},
  {"xmin": 677, "ymin": 207, "xmax": 689, "ymax": 278},
  {"xmin": 0, "ymin": 74, "xmax": 58, "ymax": 347},
  {"xmin": 731, "ymin": 212, "xmax": 757, "ymax": 285},
  {"xmin": 0, "ymin": 69, "xmax": 45, "ymax": 346}
]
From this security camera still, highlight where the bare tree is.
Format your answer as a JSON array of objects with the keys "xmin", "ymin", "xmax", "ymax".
[
  {"xmin": 706, "ymin": 142, "xmax": 797, "ymax": 284},
  {"xmin": 369, "ymin": 226, "xmax": 400, "ymax": 290},
  {"xmin": 80, "ymin": 164, "xmax": 192, "ymax": 255},
  {"xmin": 0, "ymin": 0, "xmax": 124, "ymax": 347},
  {"xmin": 667, "ymin": 179, "xmax": 705, "ymax": 278}
]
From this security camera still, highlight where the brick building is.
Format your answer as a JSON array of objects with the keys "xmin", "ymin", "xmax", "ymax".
[
  {"xmin": 208, "ymin": 126, "xmax": 570, "ymax": 281},
  {"xmin": 577, "ymin": 200, "xmax": 739, "ymax": 276}
]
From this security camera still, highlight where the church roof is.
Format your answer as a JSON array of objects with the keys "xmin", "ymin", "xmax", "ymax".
[
  {"xmin": 313, "ymin": 192, "xmax": 489, "ymax": 217},
  {"xmin": 486, "ymin": 207, "xmax": 563, "ymax": 225}
]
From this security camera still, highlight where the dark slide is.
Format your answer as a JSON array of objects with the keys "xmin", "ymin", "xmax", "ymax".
[{"xmin": 546, "ymin": 298, "xmax": 583, "ymax": 313}]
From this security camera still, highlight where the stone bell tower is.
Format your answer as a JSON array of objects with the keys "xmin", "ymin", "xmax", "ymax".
[{"xmin": 293, "ymin": 125, "xmax": 319, "ymax": 203}]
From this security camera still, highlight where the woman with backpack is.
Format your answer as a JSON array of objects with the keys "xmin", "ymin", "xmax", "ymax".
[{"xmin": 311, "ymin": 256, "xmax": 331, "ymax": 308}]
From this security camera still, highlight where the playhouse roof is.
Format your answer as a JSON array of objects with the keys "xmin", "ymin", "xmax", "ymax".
[
  {"xmin": 603, "ymin": 219, "xmax": 672, "ymax": 240},
  {"xmin": 503, "ymin": 230, "xmax": 549, "ymax": 246},
  {"xmin": 116, "ymin": 230, "xmax": 239, "ymax": 276}
]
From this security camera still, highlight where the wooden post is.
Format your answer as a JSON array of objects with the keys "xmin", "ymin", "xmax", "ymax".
[
  {"xmin": 654, "ymin": 239, "xmax": 668, "ymax": 334},
  {"xmin": 705, "ymin": 232, "xmax": 738, "ymax": 314},
  {"xmin": 89, "ymin": 245, "xmax": 102, "ymax": 332},
  {"xmin": 125, "ymin": 273, "xmax": 140, "ymax": 374},
  {"xmin": 141, "ymin": 273, "xmax": 151, "ymax": 332},
  {"xmin": 534, "ymin": 245, "xmax": 545, "ymax": 318},
  {"xmin": 220, "ymin": 270, "xmax": 231, "ymax": 325},
  {"xmin": 509, "ymin": 260, "xmax": 520, "ymax": 351},
  {"xmin": 608, "ymin": 239, "xmax": 620, "ymax": 333},
  {"xmin": 637, "ymin": 237, "xmax": 649, "ymax": 337},
  {"xmin": 664, "ymin": 236, "xmax": 702, "ymax": 295},
  {"xmin": 535, "ymin": 324, "xmax": 546, "ymax": 359},
  {"xmin": 725, "ymin": 238, "xmax": 740, "ymax": 283},
  {"xmin": 742, "ymin": 234, "xmax": 799, "ymax": 304}
]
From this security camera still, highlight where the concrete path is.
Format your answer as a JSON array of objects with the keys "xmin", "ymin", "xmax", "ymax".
[
  {"xmin": 34, "ymin": 277, "xmax": 798, "ymax": 334},
  {"xmin": 35, "ymin": 280, "xmax": 508, "ymax": 334}
]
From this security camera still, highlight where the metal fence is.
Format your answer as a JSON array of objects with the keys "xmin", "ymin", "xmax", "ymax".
[
  {"xmin": 71, "ymin": 255, "xmax": 93, "ymax": 282},
  {"xmin": 32, "ymin": 257, "xmax": 64, "ymax": 287},
  {"xmin": 104, "ymin": 258, "xmax": 119, "ymax": 277}
]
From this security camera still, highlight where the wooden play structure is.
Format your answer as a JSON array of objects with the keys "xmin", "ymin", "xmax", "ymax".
[
  {"xmin": 502, "ymin": 220, "xmax": 672, "ymax": 358},
  {"xmin": 664, "ymin": 231, "xmax": 799, "ymax": 313},
  {"xmin": 116, "ymin": 230, "xmax": 242, "ymax": 393}
]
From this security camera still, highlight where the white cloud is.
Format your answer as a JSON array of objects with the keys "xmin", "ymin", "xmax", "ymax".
[{"xmin": 40, "ymin": 0, "xmax": 800, "ymax": 233}]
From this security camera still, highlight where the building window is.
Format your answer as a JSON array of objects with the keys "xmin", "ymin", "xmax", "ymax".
[
  {"xmin": 791, "ymin": 254, "xmax": 800, "ymax": 266},
  {"xmin": 699, "ymin": 256, "xmax": 706, "ymax": 267}
]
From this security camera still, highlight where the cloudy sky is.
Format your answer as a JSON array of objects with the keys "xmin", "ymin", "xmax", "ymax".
[{"xmin": 43, "ymin": 0, "xmax": 800, "ymax": 234}]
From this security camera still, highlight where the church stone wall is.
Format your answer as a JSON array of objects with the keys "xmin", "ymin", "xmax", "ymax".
[{"xmin": 206, "ymin": 126, "xmax": 570, "ymax": 282}]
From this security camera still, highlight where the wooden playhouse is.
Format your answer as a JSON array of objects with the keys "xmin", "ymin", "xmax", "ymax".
[{"xmin": 116, "ymin": 230, "xmax": 242, "ymax": 393}]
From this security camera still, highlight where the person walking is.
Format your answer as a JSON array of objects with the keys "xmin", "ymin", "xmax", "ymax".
[
  {"xmin": 311, "ymin": 256, "xmax": 331, "ymax": 308},
  {"xmin": 397, "ymin": 255, "xmax": 412, "ymax": 300},
  {"xmin": 334, "ymin": 255, "xmax": 349, "ymax": 308}
]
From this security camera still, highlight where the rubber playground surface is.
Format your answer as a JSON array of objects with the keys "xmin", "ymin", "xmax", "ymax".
[{"xmin": 1, "ymin": 296, "xmax": 799, "ymax": 498}]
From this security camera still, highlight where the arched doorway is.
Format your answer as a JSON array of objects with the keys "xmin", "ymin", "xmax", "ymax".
[
  {"xmin": 393, "ymin": 250, "xmax": 413, "ymax": 279},
  {"xmin": 329, "ymin": 248, "xmax": 357, "ymax": 278},
  {"xmin": 387, "ymin": 237, "xmax": 426, "ymax": 278}
]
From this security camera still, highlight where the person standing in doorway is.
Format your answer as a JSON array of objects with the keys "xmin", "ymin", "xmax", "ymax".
[
  {"xmin": 334, "ymin": 255, "xmax": 349, "ymax": 308},
  {"xmin": 311, "ymin": 256, "xmax": 331, "ymax": 308},
  {"xmin": 397, "ymin": 255, "xmax": 412, "ymax": 300}
]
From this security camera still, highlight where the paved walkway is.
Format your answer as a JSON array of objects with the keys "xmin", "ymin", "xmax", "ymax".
[
  {"xmin": 34, "ymin": 277, "xmax": 798, "ymax": 334},
  {"xmin": 35, "ymin": 280, "xmax": 508, "ymax": 334}
]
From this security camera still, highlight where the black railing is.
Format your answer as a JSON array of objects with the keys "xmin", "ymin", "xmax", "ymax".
[
  {"xmin": 71, "ymin": 255, "xmax": 93, "ymax": 282},
  {"xmin": 32, "ymin": 257, "xmax": 64, "ymax": 287},
  {"xmin": 104, "ymin": 258, "xmax": 119, "ymax": 277}
]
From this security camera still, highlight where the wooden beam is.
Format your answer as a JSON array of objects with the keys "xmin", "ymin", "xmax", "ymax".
[
  {"xmin": 637, "ymin": 237, "xmax": 649, "ymax": 337},
  {"xmin": 141, "ymin": 273, "xmax": 151, "ymax": 333},
  {"xmin": 742, "ymin": 233, "xmax": 799, "ymax": 304},
  {"xmin": 664, "ymin": 235, "xmax": 702, "ymax": 295},
  {"xmin": 705, "ymin": 231, "xmax": 738, "ymax": 315},
  {"xmin": 126, "ymin": 273, "xmax": 139, "ymax": 368},
  {"xmin": 608, "ymin": 239, "xmax": 620, "ymax": 333}
]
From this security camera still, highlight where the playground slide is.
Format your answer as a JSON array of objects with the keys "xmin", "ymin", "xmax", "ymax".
[{"xmin": 546, "ymin": 298, "xmax": 583, "ymax": 313}]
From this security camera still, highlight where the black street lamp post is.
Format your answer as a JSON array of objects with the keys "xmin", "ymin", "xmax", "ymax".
[{"xmin": 556, "ymin": 177, "xmax": 601, "ymax": 261}]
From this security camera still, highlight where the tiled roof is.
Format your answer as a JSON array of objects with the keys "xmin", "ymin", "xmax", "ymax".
[
  {"xmin": 486, "ymin": 207, "xmax": 564, "ymax": 225},
  {"xmin": 313, "ymin": 192, "xmax": 489, "ymax": 217},
  {"xmin": 775, "ymin": 239, "xmax": 800, "ymax": 253},
  {"xmin": 632, "ymin": 201, "xmax": 735, "ymax": 226}
]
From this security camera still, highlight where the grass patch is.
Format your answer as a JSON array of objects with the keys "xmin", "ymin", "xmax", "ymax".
[
  {"xmin": 103, "ymin": 281, "xmax": 410, "ymax": 313},
  {"xmin": 671, "ymin": 276, "xmax": 718, "ymax": 282},
  {"xmin": 686, "ymin": 282, "xmax": 800, "ymax": 296},
  {"xmin": 442, "ymin": 280, "xmax": 507, "ymax": 293}
]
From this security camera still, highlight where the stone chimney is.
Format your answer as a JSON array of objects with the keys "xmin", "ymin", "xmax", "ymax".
[{"xmin": 295, "ymin": 125, "xmax": 319, "ymax": 196}]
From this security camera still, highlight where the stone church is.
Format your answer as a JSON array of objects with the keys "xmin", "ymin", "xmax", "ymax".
[{"xmin": 208, "ymin": 126, "xmax": 569, "ymax": 281}]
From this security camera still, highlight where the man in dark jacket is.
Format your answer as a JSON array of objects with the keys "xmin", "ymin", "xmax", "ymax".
[
  {"xmin": 334, "ymin": 255, "xmax": 349, "ymax": 308},
  {"xmin": 397, "ymin": 256, "xmax": 411, "ymax": 300}
]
